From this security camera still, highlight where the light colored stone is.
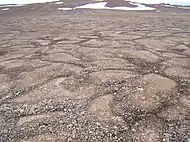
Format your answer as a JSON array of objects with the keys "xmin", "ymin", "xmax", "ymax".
[
  {"xmin": 56, "ymin": 37, "xmax": 82, "ymax": 44},
  {"xmin": 99, "ymin": 31, "xmax": 141, "ymax": 40},
  {"xmin": 21, "ymin": 134, "xmax": 66, "ymax": 142},
  {"xmin": 46, "ymin": 44, "xmax": 79, "ymax": 54},
  {"xmin": 166, "ymin": 37, "xmax": 190, "ymax": 46},
  {"xmin": 164, "ymin": 58, "xmax": 190, "ymax": 68},
  {"xmin": 36, "ymin": 39, "xmax": 50, "ymax": 46},
  {"xmin": 14, "ymin": 76, "xmax": 95, "ymax": 103},
  {"xmin": 133, "ymin": 119, "xmax": 162, "ymax": 142},
  {"xmin": 0, "ymin": 53, "xmax": 24, "ymax": 62},
  {"xmin": 0, "ymin": 60, "xmax": 25, "ymax": 69},
  {"xmin": 171, "ymin": 45, "xmax": 188, "ymax": 51},
  {"xmin": 0, "ymin": 82, "xmax": 12, "ymax": 97},
  {"xmin": 81, "ymin": 39, "xmax": 121, "ymax": 48},
  {"xmin": 179, "ymin": 95, "xmax": 190, "ymax": 108},
  {"xmin": 127, "ymin": 50, "xmax": 159, "ymax": 63},
  {"xmin": 162, "ymin": 52, "xmax": 185, "ymax": 58},
  {"xmin": 0, "ymin": 74, "xmax": 10, "ymax": 84},
  {"xmin": 136, "ymin": 38, "xmax": 176, "ymax": 51},
  {"xmin": 17, "ymin": 114, "xmax": 50, "ymax": 126},
  {"xmin": 13, "ymin": 77, "xmax": 72, "ymax": 103},
  {"xmin": 92, "ymin": 58, "xmax": 135, "ymax": 69},
  {"xmin": 18, "ymin": 64, "xmax": 63, "ymax": 87},
  {"xmin": 89, "ymin": 94, "xmax": 123, "ymax": 122},
  {"xmin": 85, "ymin": 50, "xmax": 114, "ymax": 61},
  {"xmin": 45, "ymin": 53, "xmax": 79, "ymax": 62},
  {"xmin": 164, "ymin": 67, "xmax": 190, "ymax": 78},
  {"xmin": 76, "ymin": 47, "xmax": 98, "ymax": 54},
  {"xmin": 89, "ymin": 95, "xmax": 113, "ymax": 120},
  {"xmin": 17, "ymin": 112, "xmax": 65, "ymax": 126},
  {"xmin": 183, "ymin": 48, "xmax": 190, "ymax": 56},
  {"xmin": 157, "ymin": 104, "xmax": 189, "ymax": 120},
  {"xmin": 18, "ymin": 64, "xmax": 82, "ymax": 87},
  {"xmin": 127, "ymin": 74, "xmax": 176, "ymax": 111},
  {"xmin": 0, "ymin": 59, "xmax": 48, "ymax": 69},
  {"xmin": 90, "ymin": 70, "xmax": 137, "ymax": 84}
]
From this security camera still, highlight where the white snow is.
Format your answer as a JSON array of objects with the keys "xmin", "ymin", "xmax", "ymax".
[
  {"xmin": 55, "ymin": 2, "xmax": 63, "ymax": 5},
  {"xmin": 75, "ymin": 2, "xmax": 107, "ymax": 9},
  {"xmin": 74, "ymin": 2, "xmax": 155, "ymax": 11},
  {"xmin": 126, "ymin": 0, "xmax": 190, "ymax": 6},
  {"xmin": 0, "ymin": 0, "xmax": 60, "ymax": 5},
  {"xmin": 58, "ymin": 7, "xmax": 72, "ymax": 11},
  {"xmin": 1, "ymin": 8, "xmax": 9, "ymax": 11},
  {"xmin": 164, "ymin": 4, "xmax": 176, "ymax": 7}
]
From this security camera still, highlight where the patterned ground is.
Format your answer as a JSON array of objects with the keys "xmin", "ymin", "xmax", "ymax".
[{"xmin": 0, "ymin": 2, "xmax": 190, "ymax": 142}]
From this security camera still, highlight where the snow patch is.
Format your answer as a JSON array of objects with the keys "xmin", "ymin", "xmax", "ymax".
[
  {"xmin": 75, "ymin": 2, "xmax": 107, "ymax": 9},
  {"xmin": 58, "ymin": 7, "xmax": 72, "ymax": 11},
  {"xmin": 55, "ymin": 2, "xmax": 63, "ymax": 5},
  {"xmin": 74, "ymin": 2, "xmax": 155, "ymax": 10},
  {"xmin": 1, "ymin": 8, "xmax": 9, "ymax": 11}
]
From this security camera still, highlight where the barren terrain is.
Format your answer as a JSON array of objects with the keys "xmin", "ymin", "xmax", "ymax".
[{"xmin": 0, "ymin": 0, "xmax": 190, "ymax": 142}]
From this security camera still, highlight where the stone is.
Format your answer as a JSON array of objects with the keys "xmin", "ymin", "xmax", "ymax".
[
  {"xmin": 13, "ymin": 77, "xmax": 72, "ymax": 103},
  {"xmin": 0, "ymin": 60, "xmax": 25, "ymax": 69},
  {"xmin": 21, "ymin": 134, "xmax": 66, "ymax": 142},
  {"xmin": 17, "ymin": 112, "xmax": 65, "ymax": 126},
  {"xmin": 17, "ymin": 114, "xmax": 50, "ymax": 126},
  {"xmin": 0, "ymin": 53, "xmax": 24, "ymax": 62},
  {"xmin": 90, "ymin": 70, "xmax": 138, "ymax": 84},
  {"xmin": 45, "ymin": 53, "xmax": 79, "ymax": 62},
  {"xmin": 126, "ymin": 50, "xmax": 159, "ymax": 63},
  {"xmin": 132, "ymin": 117, "xmax": 162, "ymax": 142},
  {"xmin": 136, "ymin": 38, "xmax": 176, "ymax": 51},
  {"xmin": 85, "ymin": 50, "xmax": 114, "ymax": 61},
  {"xmin": 0, "ymin": 74, "xmax": 10, "ymax": 84},
  {"xmin": 117, "ymin": 74, "xmax": 176, "ymax": 115},
  {"xmin": 164, "ymin": 67, "xmax": 190, "ymax": 78},
  {"xmin": 0, "ymin": 82, "xmax": 12, "ymax": 97},
  {"xmin": 162, "ymin": 52, "xmax": 185, "ymax": 58},
  {"xmin": 36, "ymin": 39, "xmax": 50, "ymax": 46},
  {"xmin": 56, "ymin": 37, "xmax": 82, "ymax": 44},
  {"xmin": 131, "ymin": 74, "xmax": 176, "ymax": 110},
  {"xmin": 0, "ymin": 59, "xmax": 48, "ymax": 70},
  {"xmin": 164, "ymin": 58, "xmax": 190, "ymax": 68},
  {"xmin": 46, "ymin": 44, "xmax": 79, "ymax": 54},
  {"xmin": 179, "ymin": 95, "xmax": 190, "ymax": 108},
  {"xmin": 157, "ymin": 104, "xmax": 189, "ymax": 120},
  {"xmin": 18, "ymin": 64, "xmax": 82, "ymax": 87},
  {"xmin": 183, "ymin": 48, "xmax": 190, "ymax": 56},
  {"xmin": 81, "ymin": 39, "xmax": 121, "ymax": 48},
  {"xmin": 89, "ymin": 94, "xmax": 123, "ymax": 122},
  {"xmin": 91, "ymin": 58, "xmax": 135, "ymax": 70},
  {"xmin": 89, "ymin": 95, "xmax": 113, "ymax": 120},
  {"xmin": 14, "ymin": 76, "xmax": 95, "ymax": 103},
  {"xmin": 171, "ymin": 45, "xmax": 188, "ymax": 51}
]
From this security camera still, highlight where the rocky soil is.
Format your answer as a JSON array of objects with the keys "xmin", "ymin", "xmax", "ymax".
[{"xmin": 0, "ymin": 1, "xmax": 190, "ymax": 142}]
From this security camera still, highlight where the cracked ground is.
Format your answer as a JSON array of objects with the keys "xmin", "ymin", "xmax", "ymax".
[{"xmin": 0, "ymin": 1, "xmax": 190, "ymax": 142}]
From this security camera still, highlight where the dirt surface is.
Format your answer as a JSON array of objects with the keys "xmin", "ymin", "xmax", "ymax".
[{"xmin": 0, "ymin": 0, "xmax": 190, "ymax": 142}]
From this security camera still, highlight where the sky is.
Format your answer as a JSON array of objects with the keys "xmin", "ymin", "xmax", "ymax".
[
  {"xmin": 0, "ymin": 0, "xmax": 190, "ymax": 5},
  {"xmin": 0, "ymin": 0, "xmax": 59, "ymax": 5},
  {"xmin": 128, "ymin": 0, "xmax": 190, "ymax": 6}
]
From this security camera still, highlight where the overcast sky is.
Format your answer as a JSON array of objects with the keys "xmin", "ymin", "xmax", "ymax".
[
  {"xmin": 129, "ymin": 0, "xmax": 190, "ymax": 5},
  {"xmin": 0, "ymin": 0, "xmax": 59, "ymax": 5},
  {"xmin": 0, "ymin": 0, "xmax": 190, "ymax": 5}
]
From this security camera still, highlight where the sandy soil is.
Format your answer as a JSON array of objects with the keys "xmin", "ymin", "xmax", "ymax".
[{"xmin": 0, "ymin": 0, "xmax": 190, "ymax": 142}]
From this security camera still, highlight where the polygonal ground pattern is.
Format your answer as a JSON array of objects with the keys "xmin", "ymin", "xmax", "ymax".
[{"xmin": 0, "ymin": 1, "xmax": 190, "ymax": 142}]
